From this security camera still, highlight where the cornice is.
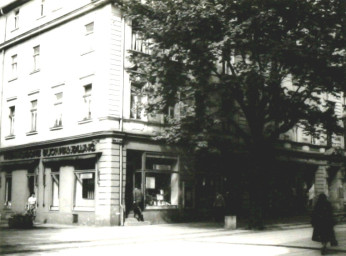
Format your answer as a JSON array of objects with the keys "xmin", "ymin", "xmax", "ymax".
[{"xmin": 0, "ymin": 0, "xmax": 113, "ymax": 51}]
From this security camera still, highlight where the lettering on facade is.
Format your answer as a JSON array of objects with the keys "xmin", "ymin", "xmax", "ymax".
[
  {"xmin": 3, "ymin": 142, "xmax": 96, "ymax": 160},
  {"xmin": 43, "ymin": 143, "xmax": 96, "ymax": 157},
  {"xmin": 4, "ymin": 149, "xmax": 41, "ymax": 160}
]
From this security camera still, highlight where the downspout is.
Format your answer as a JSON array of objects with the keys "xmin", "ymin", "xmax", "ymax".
[
  {"xmin": 119, "ymin": 13, "xmax": 126, "ymax": 226},
  {"xmin": 0, "ymin": 13, "xmax": 8, "ymax": 147}
]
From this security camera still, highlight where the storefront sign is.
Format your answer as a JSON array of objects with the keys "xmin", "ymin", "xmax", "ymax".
[
  {"xmin": 43, "ymin": 143, "xmax": 96, "ymax": 157},
  {"xmin": 3, "ymin": 142, "xmax": 96, "ymax": 160},
  {"xmin": 4, "ymin": 149, "xmax": 41, "ymax": 160}
]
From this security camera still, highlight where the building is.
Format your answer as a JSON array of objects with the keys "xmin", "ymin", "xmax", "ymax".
[
  {"xmin": 0, "ymin": 0, "xmax": 345, "ymax": 227},
  {"xmin": 0, "ymin": 0, "xmax": 194, "ymax": 226}
]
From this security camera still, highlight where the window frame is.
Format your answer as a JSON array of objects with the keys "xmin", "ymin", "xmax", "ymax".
[
  {"xmin": 53, "ymin": 92, "xmax": 63, "ymax": 128},
  {"xmin": 50, "ymin": 170, "xmax": 60, "ymax": 210},
  {"xmin": 5, "ymin": 175, "xmax": 12, "ymax": 208},
  {"xmin": 30, "ymin": 100, "xmax": 38, "ymax": 132},
  {"xmin": 8, "ymin": 106, "xmax": 15, "ymax": 136},
  {"xmin": 14, "ymin": 9, "xmax": 19, "ymax": 30},
  {"xmin": 11, "ymin": 54, "xmax": 18, "ymax": 79},
  {"xmin": 82, "ymin": 84, "xmax": 92, "ymax": 120},
  {"xmin": 74, "ymin": 169, "xmax": 96, "ymax": 211},
  {"xmin": 33, "ymin": 45, "xmax": 40, "ymax": 72}
]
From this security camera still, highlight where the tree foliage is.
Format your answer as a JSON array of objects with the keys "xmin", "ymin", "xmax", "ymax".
[{"xmin": 119, "ymin": 0, "xmax": 345, "ymax": 156}]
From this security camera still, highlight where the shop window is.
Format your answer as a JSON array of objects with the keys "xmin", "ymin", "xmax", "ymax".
[
  {"xmin": 74, "ymin": 170, "xmax": 95, "ymax": 211},
  {"xmin": 145, "ymin": 172, "xmax": 178, "ymax": 208},
  {"xmin": 51, "ymin": 171, "xmax": 59, "ymax": 209},
  {"xmin": 5, "ymin": 176, "xmax": 12, "ymax": 208},
  {"xmin": 30, "ymin": 100, "xmax": 38, "ymax": 132}
]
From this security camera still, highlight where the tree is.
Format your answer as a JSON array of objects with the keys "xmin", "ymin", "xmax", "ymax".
[{"xmin": 119, "ymin": 0, "xmax": 346, "ymax": 228}]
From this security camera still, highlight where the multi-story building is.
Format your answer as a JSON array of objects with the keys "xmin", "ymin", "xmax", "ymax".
[
  {"xmin": 0, "ymin": 0, "xmax": 193, "ymax": 226},
  {"xmin": 0, "ymin": 0, "xmax": 344, "ymax": 226}
]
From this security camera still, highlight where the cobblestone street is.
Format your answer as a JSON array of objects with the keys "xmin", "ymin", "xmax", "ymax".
[{"xmin": 1, "ymin": 222, "xmax": 346, "ymax": 256}]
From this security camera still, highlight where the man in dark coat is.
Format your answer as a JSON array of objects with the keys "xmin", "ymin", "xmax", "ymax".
[
  {"xmin": 133, "ymin": 187, "xmax": 144, "ymax": 221},
  {"xmin": 311, "ymin": 193, "xmax": 338, "ymax": 255}
]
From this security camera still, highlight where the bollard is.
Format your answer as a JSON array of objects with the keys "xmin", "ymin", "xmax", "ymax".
[{"xmin": 224, "ymin": 215, "xmax": 236, "ymax": 229}]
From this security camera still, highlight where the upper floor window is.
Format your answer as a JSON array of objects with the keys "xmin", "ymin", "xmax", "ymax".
[
  {"xmin": 53, "ymin": 92, "xmax": 63, "ymax": 128},
  {"xmin": 83, "ymin": 84, "xmax": 92, "ymax": 120},
  {"xmin": 14, "ymin": 9, "xmax": 19, "ymax": 29},
  {"xmin": 131, "ymin": 32, "xmax": 150, "ymax": 54},
  {"xmin": 11, "ymin": 55, "xmax": 17, "ymax": 78},
  {"xmin": 9, "ymin": 106, "xmax": 15, "ymax": 135},
  {"xmin": 33, "ymin": 46, "xmax": 40, "ymax": 72},
  {"xmin": 40, "ymin": 0, "xmax": 45, "ymax": 17},
  {"xmin": 30, "ymin": 100, "xmax": 38, "ymax": 132},
  {"xmin": 83, "ymin": 22, "xmax": 94, "ymax": 53}
]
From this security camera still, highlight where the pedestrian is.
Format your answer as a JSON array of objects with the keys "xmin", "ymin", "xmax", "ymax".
[
  {"xmin": 27, "ymin": 193, "xmax": 37, "ymax": 217},
  {"xmin": 311, "ymin": 193, "xmax": 338, "ymax": 255},
  {"xmin": 213, "ymin": 192, "xmax": 225, "ymax": 222},
  {"xmin": 133, "ymin": 187, "xmax": 144, "ymax": 221}
]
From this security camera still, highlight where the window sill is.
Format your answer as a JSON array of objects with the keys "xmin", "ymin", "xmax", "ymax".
[
  {"xmin": 5, "ymin": 135, "xmax": 15, "ymax": 140},
  {"xmin": 80, "ymin": 50, "xmax": 94, "ymax": 56},
  {"xmin": 26, "ymin": 131, "xmax": 38, "ymax": 136},
  {"xmin": 30, "ymin": 69, "xmax": 40, "ymax": 75},
  {"xmin": 50, "ymin": 206, "xmax": 59, "ymax": 211},
  {"xmin": 36, "ymin": 15, "xmax": 46, "ymax": 20},
  {"xmin": 8, "ymin": 77, "xmax": 18, "ymax": 82},
  {"xmin": 78, "ymin": 119, "xmax": 92, "ymax": 125},
  {"xmin": 11, "ymin": 28, "xmax": 19, "ymax": 33},
  {"xmin": 50, "ymin": 126, "xmax": 63, "ymax": 131},
  {"xmin": 73, "ymin": 206, "xmax": 95, "ymax": 212}
]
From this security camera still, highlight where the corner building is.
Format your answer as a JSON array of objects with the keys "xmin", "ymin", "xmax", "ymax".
[{"xmin": 0, "ymin": 0, "xmax": 192, "ymax": 226}]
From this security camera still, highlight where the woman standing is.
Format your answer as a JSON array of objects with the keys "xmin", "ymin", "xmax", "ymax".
[{"xmin": 311, "ymin": 193, "xmax": 338, "ymax": 255}]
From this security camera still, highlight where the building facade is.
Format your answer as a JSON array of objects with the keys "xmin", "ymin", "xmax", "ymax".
[
  {"xmin": 0, "ymin": 0, "xmax": 194, "ymax": 226},
  {"xmin": 0, "ymin": 0, "xmax": 345, "ymax": 226}
]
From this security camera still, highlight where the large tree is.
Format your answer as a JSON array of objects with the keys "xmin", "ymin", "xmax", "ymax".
[{"xmin": 119, "ymin": 0, "xmax": 345, "ymax": 228}]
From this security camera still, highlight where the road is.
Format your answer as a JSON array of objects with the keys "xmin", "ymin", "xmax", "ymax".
[{"xmin": 1, "ymin": 222, "xmax": 346, "ymax": 256}]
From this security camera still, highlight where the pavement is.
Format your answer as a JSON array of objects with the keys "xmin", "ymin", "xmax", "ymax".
[{"xmin": 1, "ymin": 217, "xmax": 346, "ymax": 256}]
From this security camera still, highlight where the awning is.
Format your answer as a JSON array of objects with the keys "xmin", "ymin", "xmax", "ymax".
[
  {"xmin": 0, "ymin": 158, "xmax": 40, "ymax": 169},
  {"xmin": 42, "ymin": 152, "xmax": 102, "ymax": 164}
]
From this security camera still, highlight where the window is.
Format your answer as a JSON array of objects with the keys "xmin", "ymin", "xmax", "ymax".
[
  {"xmin": 74, "ymin": 170, "xmax": 95, "ymax": 211},
  {"xmin": 33, "ymin": 46, "xmax": 40, "ymax": 72},
  {"xmin": 40, "ymin": 0, "xmax": 45, "ymax": 16},
  {"xmin": 9, "ymin": 106, "xmax": 15, "ymax": 135},
  {"xmin": 83, "ymin": 84, "xmax": 92, "ymax": 120},
  {"xmin": 131, "ymin": 32, "xmax": 150, "ymax": 54},
  {"xmin": 5, "ymin": 176, "xmax": 12, "ymax": 208},
  {"xmin": 27, "ymin": 173, "xmax": 35, "ymax": 195},
  {"xmin": 130, "ymin": 86, "xmax": 148, "ymax": 120},
  {"xmin": 30, "ymin": 100, "xmax": 38, "ymax": 132},
  {"xmin": 83, "ymin": 22, "xmax": 94, "ymax": 53},
  {"xmin": 51, "ymin": 170, "xmax": 59, "ymax": 209},
  {"xmin": 53, "ymin": 92, "xmax": 63, "ymax": 127},
  {"xmin": 139, "ymin": 155, "xmax": 178, "ymax": 209},
  {"xmin": 11, "ymin": 55, "xmax": 17, "ymax": 78},
  {"xmin": 14, "ymin": 9, "xmax": 19, "ymax": 29}
]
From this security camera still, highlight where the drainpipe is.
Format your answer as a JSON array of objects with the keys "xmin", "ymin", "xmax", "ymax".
[
  {"xmin": 0, "ymin": 14, "xmax": 8, "ymax": 148},
  {"xmin": 119, "ymin": 13, "xmax": 126, "ymax": 226}
]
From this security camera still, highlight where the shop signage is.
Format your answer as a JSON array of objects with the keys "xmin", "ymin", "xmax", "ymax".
[
  {"xmin": 4, "ymin": 149, "xmax": 41, "ymax": 160},
  {"xmin": 3, "ymin": 142, "xmax": 96, "ymax": 160},
  {"xmin": 43, "ymin": 143, "xmax": 96, "ymax": 157}
]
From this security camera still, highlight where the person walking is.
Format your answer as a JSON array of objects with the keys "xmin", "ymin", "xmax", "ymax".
[
  {"xmin": 213, "ymin": 192, "xmax": 225, "ymax": 222},
  {"xmin": 133, "ymin": 187, "xmax": 144, "ymax": 221},
  {"xmin": 311, "ymin": 193, "xmax": 338, "ymax": 255}
]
